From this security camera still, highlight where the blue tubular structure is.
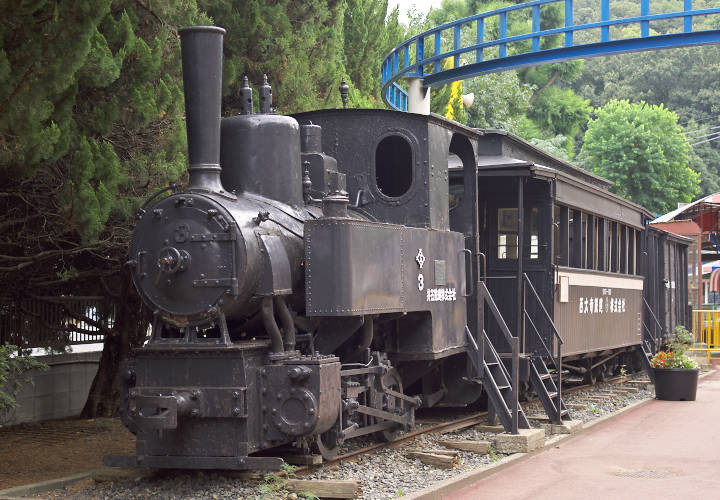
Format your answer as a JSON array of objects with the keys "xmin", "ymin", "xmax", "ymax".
[{"xmin": 381, "ymin": 0, "xmax": 720, "ymax": 110}]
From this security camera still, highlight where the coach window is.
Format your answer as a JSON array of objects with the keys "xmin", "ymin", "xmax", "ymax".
[
  {"xmin": 569, "ymin": 209, "xmax": 582, "ymax": 268},
  {"xmin": 628, "ymin": 227, "xmax": 635, "ymax": 274},
  {"xmin": 530, "ymin": 207, "xmax": 540, "ymax": 259},
  {"xmin": 608, "ymin": 222, "xmax": 615, "ymax": 272},
  {"xmin": 375, "ymin": 135, "xmax": 413, "ymax": 198},
  {"xmin": 553, "ymin": 205, "xmax": 561, "ymax": 265},
  {"xmin": 620, "ymin": 225, "xmax": 628, "ymax": 274},
  {"xmin": 581, "ymin": 212, "xmax": 589, "ymax": 268},
  {"xmin": 586, "ymin": 214, "xmax": 596, "ymax": 270},
  {"xmin": 611, "ymin": 222, "xmax": 620, "ymax": 272},
  {"xmin": 498, "ymin": 208, "xmax": 518, "ymax": 259},
  {"xmin": 597, "ymin": 218, "xmax": 606, "ymax": 271}
]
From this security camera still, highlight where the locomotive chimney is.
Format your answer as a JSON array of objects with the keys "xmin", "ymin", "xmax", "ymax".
[{"xmin": 179, "ymin": 26, "xmax": 226, "ymax": 192}]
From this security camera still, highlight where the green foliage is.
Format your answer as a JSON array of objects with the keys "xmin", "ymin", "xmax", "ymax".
[
  {"xmin": 0, "ymin": 344, "xmax": 48, "ymax": 419},
  {"xmin": 580, "ymin": 100, "xmax": 699, "ymax": 213},
  {"xmin": 487, "ymin": 444, "xmax": 499, "ymax": 462},
  {"xmin": 528, "ymin": 135, "xmax": 571, "ymax": 162},
  {"xmin": 200, "ymin": 1, "xmax": 338, "ymax": 113},
  {"xmin": 256, "ymin": 462, "xmax": 298, "ymax": 499},
  {"xmin": 344, "ymin": 0, "xmax": 405, "ymax": 107},
  {"xmin": 465, "ymin": 72, "xmax": 534, "ymax": 132},
  {"xmin": 200, "ymin": 0, "xmax": 404, "ymax": 113},
  {"xmin": 573, "ymin": 0, "xmax": 720, "ymax": 195},
  {"xmin": 527, "ymin": 86, "xmax": 591, "ymax": 149},
  {"xmin": 1, "ymin": 1, "xmax": 207, "ymax": 245},
  {"xmin": 671, "ymin": 325, "xmax": 695, "ymax": 357}
]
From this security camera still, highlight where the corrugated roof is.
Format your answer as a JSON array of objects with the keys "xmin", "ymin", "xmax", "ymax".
[{"xmin": 652, "ymin": 193, "xmax": 720, "ymax": 223}]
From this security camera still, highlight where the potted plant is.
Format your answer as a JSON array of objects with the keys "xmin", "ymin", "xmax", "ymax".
[{"xmin": 650, "ymin": 326, "xmax": 699, "ymax": 401}]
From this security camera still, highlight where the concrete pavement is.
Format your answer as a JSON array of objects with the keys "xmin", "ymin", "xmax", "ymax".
[{"xmin": 450, "ymin": 369, "xmax": 720, "ymax": 500}]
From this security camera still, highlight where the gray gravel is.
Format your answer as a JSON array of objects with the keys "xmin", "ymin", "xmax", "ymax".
[
  {"xmin": 524, "ymin": 378, "xmax": 653, "ymax": 425},
  {"xmin": 39, "ymin": 376, "xmax": 653, "ymax": 500}
]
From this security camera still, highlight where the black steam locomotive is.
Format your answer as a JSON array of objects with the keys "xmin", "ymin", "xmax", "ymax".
[{"xmin": 107, "ymin": 26, "xmax": 689, "ymax": 470}]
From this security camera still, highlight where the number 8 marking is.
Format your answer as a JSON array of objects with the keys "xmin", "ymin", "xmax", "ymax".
[{"xmin": 418, "ymin": 273, "xmax": 424, "ymax": 291}]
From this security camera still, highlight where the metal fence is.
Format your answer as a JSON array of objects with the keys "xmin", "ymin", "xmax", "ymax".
[
  {"xmin": 0, "ymin": 296, "xmax": 114, "ymax": 349},
  {"xmin": 690, "ymin": 309, "xmax": 720, "ymax": 364}
]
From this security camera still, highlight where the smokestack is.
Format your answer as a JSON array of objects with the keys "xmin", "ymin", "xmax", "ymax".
[{"xmin": 179, "ymin": 26, "xmax": 226, "ymax": 192}]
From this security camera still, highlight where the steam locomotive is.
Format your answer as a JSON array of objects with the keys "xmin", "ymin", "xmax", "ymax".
[{"xmin": 107, "ymin": 26, "xmax": 689, "ymax": 470}]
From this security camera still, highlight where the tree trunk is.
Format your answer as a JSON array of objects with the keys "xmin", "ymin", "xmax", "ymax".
[{"xmin": 81, "ymin": 266, "xmax": 149, "ymax": 418}]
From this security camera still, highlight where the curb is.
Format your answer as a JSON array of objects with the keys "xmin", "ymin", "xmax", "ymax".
[{"xmin": 0, "ymin": 471, "xmax": 95, "ymax": 500}]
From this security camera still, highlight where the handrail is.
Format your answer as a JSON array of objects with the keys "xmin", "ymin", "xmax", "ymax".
[
  {"xmin": 524, "ymin": 309, "xmax": 553, "ymax": 360},
  {"xmin": 381, "ymin": 0, "xmax": 720, "ymax": 109},
  {"xmin": 478, "ymin": 281, "xmax": 520, "ymax": 434},
  {"xmin": 479, "ymin": 281, "xmax": 515, "ymax": 347},
  {"xmin": 522, "ymin": 272, "xmax": 563, "ymax": 420},
  {"xmin": 642, "ymin": 297, "xmax": 664, "ymax": 351},
  {"xmin": 523, "ymin": 273, "xmax": 564, "ymax": 346}
]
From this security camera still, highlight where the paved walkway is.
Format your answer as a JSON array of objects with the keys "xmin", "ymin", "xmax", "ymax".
[{"xmin": 451, "ymin": 369, "xmax": 720, "ymax": 500}]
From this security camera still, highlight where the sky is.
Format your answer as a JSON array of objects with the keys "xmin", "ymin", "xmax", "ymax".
[{"xmin": 389, "ymin": 0, "xmax": 444, "ymax": 25}]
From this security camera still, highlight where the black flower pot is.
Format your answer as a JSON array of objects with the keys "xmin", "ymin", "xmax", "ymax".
[{"xmin": 653, "ymin": 368, "xmax": 699, "ymax": 401}]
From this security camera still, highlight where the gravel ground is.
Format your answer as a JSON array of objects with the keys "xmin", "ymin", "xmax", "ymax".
[
  {"xmin": 39, "ymin": 376, "xmax": 653, "ymax": 500},
  {"xmin": 524, "ymin": 379, "xmax": 654, "ymax": 425}
]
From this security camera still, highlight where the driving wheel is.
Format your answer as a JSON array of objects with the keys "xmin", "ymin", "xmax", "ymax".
[
  {"xmin": 314, "ymin": 426, "xmax": 340, "ymax": 460},
  {"xmin": 373, "ymin": 368, "xmax": 405, "ymax": 442}
]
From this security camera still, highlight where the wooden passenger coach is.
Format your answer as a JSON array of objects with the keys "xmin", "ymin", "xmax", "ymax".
[{"xmin": 449, "ymin": 127, "xmax": 689, "ymax": 380}]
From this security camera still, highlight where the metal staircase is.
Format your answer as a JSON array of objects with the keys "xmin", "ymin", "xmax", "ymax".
[
  {"xmin": 641, "ymin": 297, "xmax": 663, "ymax": 385},
  {"xmin": 465, "ymin": 282, "xmax": 529, "ymax": 433},
  {"xmin": 640, "ymin": 339, "xmax": 656, "ymax": 385},
  {"xmin": 523, "ymin": 274, "xmax": 569, "ymax": 425},
  {"xmin": 483, "ymin": 331, "xmax": 530, "ymax": 431},
  {"xmin": 640, "ymin": 297, "xmax": 666, "ymax": 384},
  {"xmin": 528, "ymin": 356, "xmax": 568, "ymax": 424}
]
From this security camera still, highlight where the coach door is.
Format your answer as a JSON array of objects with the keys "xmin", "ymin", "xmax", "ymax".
[{"xmin": 479, "ymin": 174, "xmax": 554, "ymax": 355}]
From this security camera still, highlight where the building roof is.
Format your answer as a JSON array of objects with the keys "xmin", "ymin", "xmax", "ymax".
[
  {"xmin": 651, "ymin": 220, "xmax": 702, "ymax": 236},
  {"xmin": 652, "ymin": 193, "xmax": 720, "ymax": 223}
]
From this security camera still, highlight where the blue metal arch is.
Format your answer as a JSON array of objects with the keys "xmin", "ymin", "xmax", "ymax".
[{"xmin": 381, "ymin": 0, "xmax": 720, "ymax": 111}]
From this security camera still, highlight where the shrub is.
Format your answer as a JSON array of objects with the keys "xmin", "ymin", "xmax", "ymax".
[
  {"xmin": 0, "ymin": 343, "xmax": 48, "ymax": 420},
  {"xmin": 650, "ymin": 326, "xmax": 698, "ymax": 370}
]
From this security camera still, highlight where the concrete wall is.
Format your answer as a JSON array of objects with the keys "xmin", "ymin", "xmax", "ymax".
[{"xmin": 3, "ymin": 351, "xmax": 100, "ymax": 425}]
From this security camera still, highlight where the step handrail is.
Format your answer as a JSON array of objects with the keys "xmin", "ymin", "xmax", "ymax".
[
  {"xmin": 523, "ymin": 273, "xmax": 564, "ymax": 346},
  {"xmin": 478, "ymin": 281, "xmax": 520, "ymax": 434},
  {"xmin": 523, "ymin": 273, "xmax": 563, "ymax": 421},
  {"xmin": 642, "ymin": 297, "xmax": 664, "ymax": 352}
]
